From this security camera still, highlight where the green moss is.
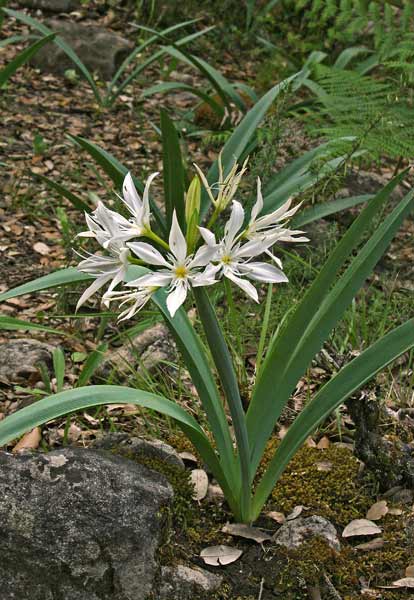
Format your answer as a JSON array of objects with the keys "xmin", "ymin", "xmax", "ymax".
[{"xmin": 262, "ymin": 443, "xmax": 372, "ymax": 526}]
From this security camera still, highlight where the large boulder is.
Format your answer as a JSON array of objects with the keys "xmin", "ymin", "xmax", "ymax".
[
  {"xmin": 0, "ymin": 447, "xmax": 173, "ymax": 599},
  {"xmin": 0, "ymin": 338, "xmax": 55, "ymax": 384},
  {"xmin": 17, "ymin": 0, "xmax": 81, "ymax": 11},
  {"xmin": 31, "ymin": 20, "xmax": 133, "ymax": 80}
]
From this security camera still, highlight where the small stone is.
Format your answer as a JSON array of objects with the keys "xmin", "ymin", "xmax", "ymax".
[
  {"xmin": 93, "ymin": 432, "xmax": 185, "ymax": 470},
  {"xmin": 0, "ymin": 338, "xmax": 55, "ymax": 384},
  {"xmin": 158, "ymin": 565, "xmax": 223, "ymax": 599},
  {"xmin": 273, "ymin": 515, "xmax": 340, "ymax": 552}
]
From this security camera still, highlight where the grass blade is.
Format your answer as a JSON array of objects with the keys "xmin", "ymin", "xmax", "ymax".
[
  {"xmin": 160, "ymin": 109, "xmax": 186, "ymax": 230},
  {"xmin": 252, "ymin": 319, "xmax": 414, "ymax": 518},
  {"xmin": 32, "ymin": 172, "xmax": 91, "ymax": 213},
  {"xmin": 0, "ymin": 315, "xmax": 65, "ymax": 336},
  {"xmin": 292, "ymin": 194, "xmax": 373, "ymax": 228},
  {"xmin": 0, "ymin": 32, "xmax": 55, "ymax": 87},
  {"xmin": 77, "ymin": 342, "xmax": 108, "ymax": 386}
]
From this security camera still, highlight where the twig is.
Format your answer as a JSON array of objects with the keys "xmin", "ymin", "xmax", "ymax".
[
  {"xmin": 323, "ymin": 572, "xmax": 342, "ymax": 599},
  {"xmin": 257, "ymin": 577, "xmax": 265, "ymax": 600}
]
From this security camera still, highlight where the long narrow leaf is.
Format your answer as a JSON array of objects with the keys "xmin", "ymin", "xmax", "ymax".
[
  {"xmin": 0, "ymin": 267, "xmax": 89, "ymax": 303},
  {"xmin": 142, "ymin": 81, "xmax": 225, "ymax": 117},
  {"xmin": 0, "ymin": 33, "xmax": 55, "ymax": 87},
  {"xmin": 0, "ymin": 385, "xmax": 238, "ymax": 516},
  {"xmin": 160, "ymin": 109, "xmax": 186, "ymax": 230},
  {"xmin": 3, "ymin": 9, "xmax": 101, "ymax": 103},
  {"xmin": 200, "ymin": 73, "xmax": 298, "ymax": 218},
  {"xmin": 292, "ymin": 194, "xmax": 373, "ymax": 228},
  {"xmin": 0, "ymin": 315, "xmax": 65, "ymax": 336},
  {"xmin": 252, "ymin": 319, "xmax": 414, "ymax": 518},
  {"xmin": 247, "ymin": 172, "xmax": 411, "ymax": 472},
  {"xmin": 66, "ymin": 134, "xmax": 166, "ymax": 234},
  {"xmin": 77, "ymin": 342, "xmax": 108, "ymax": 386},
  {"xmin": 32, "ymin": 172, "xmax": 91, "ymax": 213}
]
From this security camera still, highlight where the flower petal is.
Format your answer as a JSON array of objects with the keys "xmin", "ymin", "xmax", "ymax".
[
  {"xmin": 122, "ymin": 172, "xmax": 142, "ymax": 215},
  {"xmin": 224, "ymin": 201, "xmax": 245, "ymax": 247},
  {"xmin": 127, "ymin": 271, "xmax": 172, "ymax": 288},
  {"xmin": 166, "ymin": 281, "xmax": 188, "ymax": 317},
  {"xmin": 190, "ymin": 244, "xmax": 218, "ymax": 268},
  {"xmin": 224, "ymin": 269, "xmax": 259, "ymax": 303},
  {"xmin": 239, "ymin": 262, "xmax": 288, "ymax": 283},
  {"xmin": 76, "ymin": 273, "xmax": 113, "ymax": 312},
  {"xmin": 250, "ymin": 177, "xmax": 264, "ymax": 223},
  {"xmin": 198, "ymin": 226, "xmax": 217, "ymax": 246},
  {"xmin": 128, "ymin": 242, "xmax": 170, "ymax": 267},
  {"xmin": 169, "ymin": 210, "xmax": 187, "ymax": 263}
]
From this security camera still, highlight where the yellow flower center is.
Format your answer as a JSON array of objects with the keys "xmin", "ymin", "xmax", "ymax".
[
  {"xmin": 174, "ymin": 265, "xmax": 188, "ymax": 279},
  {"xmin": 221, "ymin": 255, "xmax": 232, "ymax": 265}
]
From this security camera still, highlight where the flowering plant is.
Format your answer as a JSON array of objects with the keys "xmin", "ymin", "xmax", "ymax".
[{"xmin": 0, "ymin": 155, "xmax": 413, "ymax": 524}]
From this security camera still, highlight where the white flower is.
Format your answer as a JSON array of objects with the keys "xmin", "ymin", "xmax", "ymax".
[
  {"xmin": 129, "ymin": 211, "xmax": 218, "ymax": 317},
  {"xmin": 114, "ymin": 171, "xmax": 158, "ymax": 241},
  {"xmin": 194, "ymin": 153, "xmax": 248, "ymax": 211},
  {"xmin": 102, "ymin": 285, "xmax": 154, "ymax": 321},
  {"xmin": 76, "ymin": 244, "xmax": 130, "ymax": 312},
  {"xmin": 77, "ymin": 201, "xmax": 131, "ymax": 250},
  {"xmin": 199, "ymin": 200, "xmax": 288, "ymax": 302},
  {"xmin": 246, "ymin": 178, "xmax": 309, "ymax": 244}
]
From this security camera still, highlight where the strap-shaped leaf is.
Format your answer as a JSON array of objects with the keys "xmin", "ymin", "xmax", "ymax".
[
  {"xmin": 143, "ymin": 82, "xmax": 225, "ymax": 118},
  {"xmin": 32, "ymin": 172, "xmax": 91, "ymax": 213},
  {"xmin": 247, "ymin": 172, "xmax": 412, "ymax": 472},
  {"xmin": 0, "ymin": 32, "xmax": 55, "ymax": 87},
  {"xmin": 0, "ymin": 266, "xmax": 236, "ymax": 487},
  {"xmin": 160, "ymin": 109, "xmax": 186, "ymax": 230},
  {"xmin": 0, "ymin": 385, "xmax": 237, "ymax": 516},
  {"xmin": 292, "ymin": 194, "xmax": 373, "ymax": 228},
  {"xmin": 66, "ymin": 135, "xmax": 166, "ymax": 233},
  {"xmin": 200, "ymin": 73, "xmax": 298, "ymax": 218},
  {"xmin": 0, "ymin": 315, "xmax": 65, "ymax": 335},
  {"xmin": 252, "ymin": 319, "xmax": 414, "ymax": 518},
  {"xmin": 3, "ymin": 9, "xmax": 101, "ymax": 103}
]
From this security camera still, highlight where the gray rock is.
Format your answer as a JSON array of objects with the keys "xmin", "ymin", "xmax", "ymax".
[
  {"xmin": 273, "ymin": 515, "xmax": 340, "ymax": 552},
  {"xmin": 93, "ymin": 432, "xmax": 185, "ymax": 470},
  {"xmin": 158, "ymin": 565, "xmax": 223, "ymax": 599},
  {"xmin": 0, "ymin": 447, "xmax": 173, "ymax": 599},
  {"xmin": 95, "ymin": 322, "xmax": 176, "ymax": 381},
  {"xmin": 17, "ymin": 0, "xmax": 80, "ymax": 11},
  {"xmin": 31, "ymin": 20, "xmax": 133, "ymax": 80},
  {"xmin": 0, "ymin": 338, "xmax": 55, "ymax": 384}
]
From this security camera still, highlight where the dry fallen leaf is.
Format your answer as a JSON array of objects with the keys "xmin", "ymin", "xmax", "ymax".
[
  {"xmin": 355, "ymin": 537, "xmax": 385, "ymax": 551},
  {"xmin": 379, "ymin": 578, "xmax": 414, "ymax": 589},
  {"xmin": 388, "ymin": 508, "xmax": 403, "ymax": 516},
  {"xmin": 190, "ymin": 469, "xmax": 209, "ymax": 501},
  {"xmin": 178, "ymin": 451, "xmax": 198, "ymax": 464},
  {"xmin": 33, "ymin": 241, "xmax": 50, "ymax": 255},
  {"xmin": 366, "ymin": 500, "xmax": 388, "ymax": 521},
  {"xmin": 317, "ymin": 436, "xmax": 330, "ymax": 449},
  {"xmin": 222, "ymin": 522, "xmax": 272, "ymax": 544},
  {"xmin": 12, "ymin": 427, "xmax": 41, "ymax": 453},
  {"xmin": 316, "ymin": 460, "xmax": 333, "ymax": 472},
  {"xmin": 266, "ymin": 511, "xmax": 286, "ymax": 524},
  {"xmin": 342, "ymin": 519, "xmax": 382, "ymax": 538},
  {"xmin": 287, "ymin": 505, "xmax": 307, "ymax": 520},
  {"xmin": 406, "ymin": 566, "xmax": 414, "ymax": 577},
  {"xmin": 200, "ymin": 545, "xmax": 242, "ymax": 566}
]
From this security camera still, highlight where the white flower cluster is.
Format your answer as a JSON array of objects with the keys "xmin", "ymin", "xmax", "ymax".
[{"xmin": 76, "ymin": 162, "xmax": 308, "ymax": 320}]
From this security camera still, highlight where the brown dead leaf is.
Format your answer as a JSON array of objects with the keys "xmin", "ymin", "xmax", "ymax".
[
  {"xmin": 178, "ymin": 451, "xmax": 198, "ymax": 464},
  {"xmin": 190, "ymin": 469, "xmax": 209, "ymax": 501},
  {"xmin": 316, "ymin": 461, "xmax": 333, "ymax": 472},
  {"xmin": 200, "ymin": 545, "xmax": 242, "ymax": 566},
  {"xmin": 12, "ymin": 427, "xmax": 41, "ymax": 452},
  {"xmin": 222, "ymin": 522, "xmax": 272, "ymax": 544},
  {"xmin": 355, "ymin": 537, "xmax": 385, "ymax": 551},
  {"xmin": 33, "ymin": 241, "xmax": 50, "ymax": 256},
  {"xmin": 287, "ymin": 505, "xmax": 308, "ymax": 520},
  {"xmin": 366, "ymin": 500, "xmax": 388, "ymax": 521},
  {"xmin": 342, "ymin": 519, "xmax": 382, "ymax": 538},
  {"xmin": 317, "ymin": 436, "xmax": 330, "ymax": 449},
  {"xmin": 405, "ymin": 566, "xmax": 414, "ymax": 577},
  {"xmin": 266, "ymin": 511, "xmax": 286, "ymax": 524},
  {"xmin": 388, "ymin": 508, "xmax": 403, "ymax": 515},
  {"xmin": 379, "ymin": 578, "xmax": 414, "ymax": 589}
]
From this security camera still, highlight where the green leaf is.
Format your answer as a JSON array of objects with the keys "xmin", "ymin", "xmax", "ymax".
[
  {"xmin": 0, "ymin": 33, "xmax": 56, "ymax": 87},
  {"xmin": 333, "ymin": 46, "xmax": 372, "ymax": 69},
  {"xmin": 292, "ymin": 194, "xmax": 373, "ymax": 228},
  {"xmin": 200, "ymin": 73, "xmax": 298, "ymax": 218},
  {"xmin": 247, "ymin": 172, "xmax": 412, "ymax": 473},
  {"xmin": 252, "ymin": 318, "xmax": 414, "ymax": 518},
  {"xmin": 160, "ymin": 109, "xmax": 186, "ymax": 230},
  {"xmin": 77, "ymin": 342, "xmax": 108, "ymax": 387},
  {"xmin": 0, "ymin": 384, "xmax": 238, "ymax": 516},
  {"xmin": 31, "ymin": 172, "xmax": 91, "ymax": 213},
  {"xmin": 66, "ymin": 135, "xmax": 166, "ymax": 233},
  {"xmin": 142, "ymin": 82, "xmax": 225, "ymax": 118},
  {"xmin": 52, "ymin": 347, "xmax": 65, "ymax": 392},
  {"xmin": 0, "ymin": 266, "xmax": 236, "ymax": 490},
  {"xmin": 0, "ymin": 315, "xmax": 65, "ymax": 335},
  {"xmin": 0, "ymin": 267, "xmax": 89, "ymax": 303},
  {"xmin": 3, "ymin": 9, "xmax": 101, "ymax": 103}
]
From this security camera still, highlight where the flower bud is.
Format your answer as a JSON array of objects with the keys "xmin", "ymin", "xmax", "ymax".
[{"xmin": 185, "ymin": 176, "xmax": 201, "ymax": 252}]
